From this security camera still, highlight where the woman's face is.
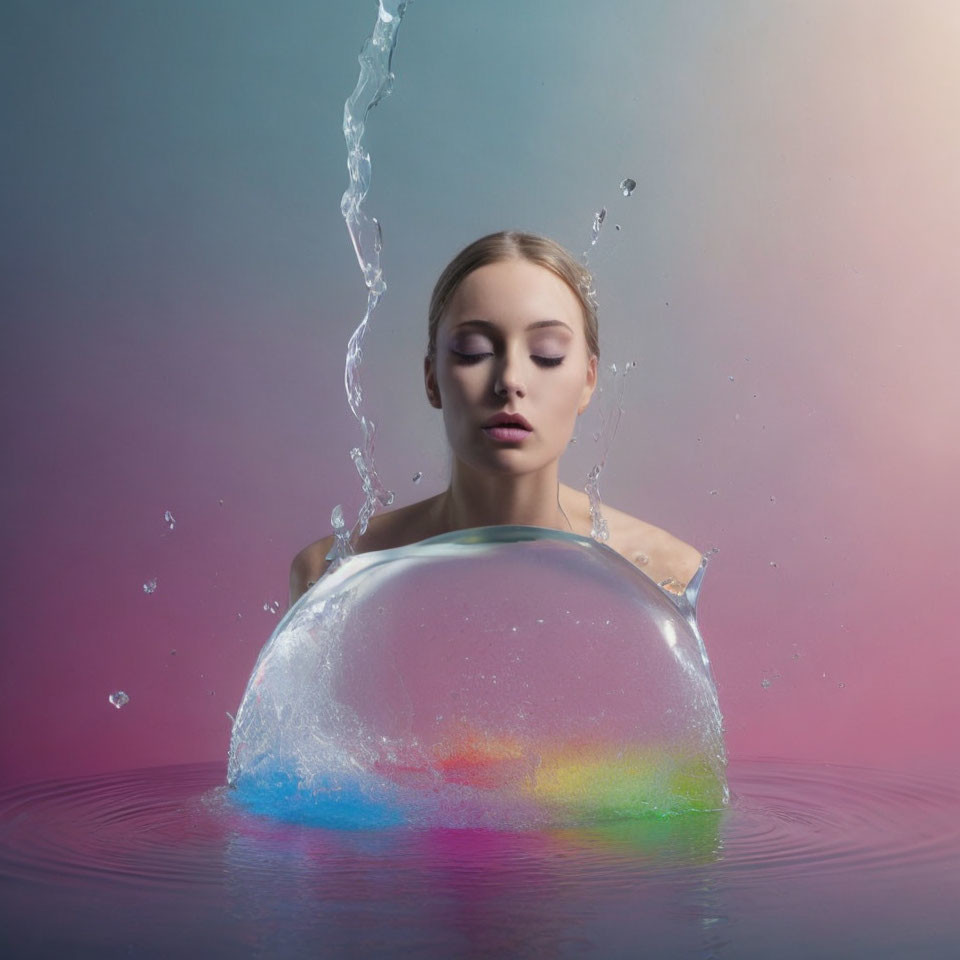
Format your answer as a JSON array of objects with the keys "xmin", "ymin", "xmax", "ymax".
[{"xmin": 425, "ymin": 258, "xmax": 598, "ymax": 476}]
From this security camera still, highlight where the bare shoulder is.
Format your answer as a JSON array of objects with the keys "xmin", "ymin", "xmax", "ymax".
[
  {"xmin": 606, "ymin": 505, "xmax": 702, "ymax": 590},
  {"xmin": 559, "ymin": 485, "xmax": 702, "ymax": 591},
  {"xmin": 288, "ymin": 495, "xmax": 444, "ymax": 606}
]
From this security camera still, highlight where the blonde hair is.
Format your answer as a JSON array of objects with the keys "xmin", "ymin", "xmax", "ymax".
[{"xmin": 426, "ymin": 231, "xmax": 599, "ymax": 361}]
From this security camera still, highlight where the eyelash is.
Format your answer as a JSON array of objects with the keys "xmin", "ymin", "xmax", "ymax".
[{"xmin": 452, "ymin": 351, "xmax": 565, "ymax": 368}]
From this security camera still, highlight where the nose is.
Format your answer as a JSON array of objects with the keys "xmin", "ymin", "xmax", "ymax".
[{"xmin": 493, "ymin": 351, "xmax": 526, "ymax": 399}]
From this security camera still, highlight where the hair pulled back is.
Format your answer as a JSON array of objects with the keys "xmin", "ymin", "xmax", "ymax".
[{"xmin": 426, "ymin": 231, "xmax": 599, "ymax": 361}]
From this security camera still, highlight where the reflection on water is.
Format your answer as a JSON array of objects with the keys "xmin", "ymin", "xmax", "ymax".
[{"xmin": 1, "ymin": 759, "xmax": 958, "ymax": 958}]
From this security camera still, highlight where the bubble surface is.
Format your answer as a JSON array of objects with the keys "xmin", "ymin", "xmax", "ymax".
[{"xmin": 228, "ymin": 526, "xmax": 726, "ymax": 829}]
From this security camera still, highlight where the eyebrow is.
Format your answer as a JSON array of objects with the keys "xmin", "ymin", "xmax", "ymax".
[{"xmin": 453, "ymin": 318, "xmax": 574, "ymax": 334}]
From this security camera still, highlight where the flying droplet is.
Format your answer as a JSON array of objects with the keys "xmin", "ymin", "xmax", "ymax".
[
  {"xmin": 769, "ymin": 561, "xmax": 778, "ymax": 568},
  {"xmin": 619, "ymin": 177, "xmax": 637, "ymax": 197},
  {"xmin": 838, "ymin": 681, "xmax": 846, "ymax": 689},
  {"xmin": 143, "ymin": 578, "xmax": 157, "ymax": 594},
  {"xmin": 589, "ymin": 207, "xmax": 607, "ymax": 247},
  {"xmin": 109, "ymin": 691, "xmax": 129, "ymax": 709},
  {"xmin": 615, "ymin": 224, "xmax": 621, "ymax": 231},
  {"xmin": 263, "ymin": 600, "xmax": 281, "ymax": 615},
  {"xmin": 218, "ymin": 498, "xmax": 224, "ymax": 506},
  {"xmin": 760, "ymin": 678, "xmax": 772, "ymax": 689},
  {"xmin": 709, "ymin": 489, "xmax": 719, "ymax": 496},
  {"xmin": 728, "ymin": 376, "xmax": 735, "ymax": 382},
  {"xmin": 412, "ymin": 471, "xmax": 423, "ymax": 484},
  {"xmin": 164, "ymin": 510, "xmax": 176, "ymax": 530}
]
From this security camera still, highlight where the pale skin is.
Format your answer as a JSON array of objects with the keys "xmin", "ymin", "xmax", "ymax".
[{"xmin": 289, "ymin": 257, "xmax": 703, "ymax": 607}]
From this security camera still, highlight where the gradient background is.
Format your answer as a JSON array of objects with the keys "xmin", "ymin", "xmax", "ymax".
[{"xmin": 2, "ymin": 0, "xmax": 958, "ymax": 787}]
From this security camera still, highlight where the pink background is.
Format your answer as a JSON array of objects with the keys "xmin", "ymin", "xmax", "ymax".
[{"xmin": 2, "ymin": 0, "xmax": 958, "ymax": 786}]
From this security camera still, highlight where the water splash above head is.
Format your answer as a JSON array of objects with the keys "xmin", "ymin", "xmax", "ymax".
[
  {"xmin": 329, "ymin": 0, "xmax": 415, "ymax": 568},
  {"xmin": 579, "ymin": 178, "xmax": 640, "ymax": 543}
]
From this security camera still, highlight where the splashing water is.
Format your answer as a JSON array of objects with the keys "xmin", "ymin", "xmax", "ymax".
[
  {"xmin": 328, "ymin": 0, "xmax": 413, "ymax": 568},
  {"xmin": 163, "ymin": 510, "xmax": 175, "ymax": 531},
  {"xmin": 142, "ymin": 578, "xmax": 157, "ymax": 595},
  {"xmin": 584, "ymin": 362, "xmax": 633, "ymax": 541},
  {"xmin": 588, "ymin": 206, "xmax": 607, "ymax": 250},
  {"xmin": 108, "ymin": 690, "xmax": 129, "ymax": 709},
  {"xmin": 577, "ymin": 178, "xmax": 646, "ymax": 542}
]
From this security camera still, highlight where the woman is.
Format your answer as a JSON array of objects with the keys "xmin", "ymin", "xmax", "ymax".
[{"xmin": 290, "ymin": 231, "xmax": 703, "ymax": 605}]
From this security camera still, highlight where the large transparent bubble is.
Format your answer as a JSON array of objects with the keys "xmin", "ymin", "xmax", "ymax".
[{"xmin": 227, "ymin": 526, "xmax": 728, "ymax": 828}]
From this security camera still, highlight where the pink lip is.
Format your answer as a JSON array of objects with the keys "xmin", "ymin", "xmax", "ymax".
[
  {"xmin": 483, "ymin": 425, "xmax": 532, "ymax": 443},
  {"xmin": 483, "ymin": 413, "xmax": 533, "ymax": 430}
]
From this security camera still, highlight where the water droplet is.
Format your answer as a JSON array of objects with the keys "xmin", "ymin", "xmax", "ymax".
[
  {"xmin": 412, "ymin": 471, "xmax": 423, "ymax": 484},
  {"xmin": 170, "ymin": 649, "xmax": 177, "ymax": 656},
  {"xmin": 619, "ymin": 177, "xmax": 637, "ymax": 197},
  {"xmin": 511, "ymin": 625, "xmax": 518, "ymax": 633},
  {"xmin": 709, "ymin": 489, "xmax": 719, "ymax": 496},
  {"xmin": 143, "ymin": 578, "xmax": 157, "ymax": 594},
  {"xmin": 769, "ymin": 561, "xmax": 778, "ymax": 568},
  {"xmin": 633, "ymin": 552, "xmax": 650, "ymax": 566},
  {"xmin": 769, "ymin": 495, "xmax": 777, "ymax": 503},
  {"xmin": 218, "ymin": 498, "xmax": 224, "ymax": 506},
  {"xmin": 164, "ymin": 510, "xmax": 176, "ymax": 530},
  {"xmin": 615, "ymin": 223, "xmax": 621, "ymax": 231},
  {"xmin": 589, "ymin": 207, "xmax": 606, "ymax": 247},
  {"xmin": 760, "ymin": 678, "xmax": 772, "ymax": 689},
  {"xmin": 838, "ymin": 681, "xmax": 846, "ymax": 688},
  {"xmin": 109, "ymin": 690, "xmax": 129, "ymax": 709},
  {"xmin": 535, "ymin": 618, "xmax": 545, "ymax": 625},
  {"xmin": 263, "ymin": 600, "xmax": 280, "ymax": 615},
  {"xmin": 728, "ymin": 375, "xmax": 735, "ymax": 382}
]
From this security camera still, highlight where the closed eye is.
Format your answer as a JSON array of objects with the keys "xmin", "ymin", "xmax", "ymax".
[
  {"xmin": 451, "ymin": 351, "xmax": 565, "ymax": 368},
  {"xmin": 451, "ymin": 350, "xmax": 493, "ymax": 364}
]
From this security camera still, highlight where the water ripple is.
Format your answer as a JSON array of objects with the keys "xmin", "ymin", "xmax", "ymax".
[{"xmin": 0, "ymin": 758, "xmax": 957, "ymax": 906}]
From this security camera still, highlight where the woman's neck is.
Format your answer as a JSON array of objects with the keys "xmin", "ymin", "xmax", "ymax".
[{"xmin": 435, "ymin": 460, "xmax": 572, "ymax": 534}]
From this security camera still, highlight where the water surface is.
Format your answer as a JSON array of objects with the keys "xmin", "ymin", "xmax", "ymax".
[{"xmin": 1, "ymin": 759, "xmax": 957, "ymax": 958}]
